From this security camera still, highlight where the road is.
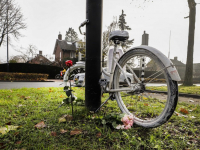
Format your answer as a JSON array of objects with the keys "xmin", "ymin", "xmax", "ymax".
[
  {"xmin": 0, "ymin": 80, "xmax": 64, "ymax": 89},
  {"xmin": 0, "ymin": 80, "xmax": 200, "ymax": 89}
]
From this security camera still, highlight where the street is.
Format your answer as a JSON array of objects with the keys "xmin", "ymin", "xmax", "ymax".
[
  {"xmin": 0, "ymin": 81, "xmax": 200, "ymax": 89},
  {"xmin": 0, "ymin": 80, "xmax": 64, "ymax": 89}
]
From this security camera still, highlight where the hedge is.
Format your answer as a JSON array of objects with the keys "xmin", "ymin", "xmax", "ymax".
[
  {"xmin": 0, "ymin": 72, "xmax": 48, "ymax": 81},
  {"xmin": 0, "ymin": 63, "xmax": 62, "ymax": 79}
]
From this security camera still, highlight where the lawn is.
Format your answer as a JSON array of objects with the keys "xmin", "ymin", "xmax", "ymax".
[
  {"xmin": 0, "ymin": 87, "xmax": 200, "ymax": 149},
  {"xmin": 147, "ymin": 85, "xmax": 200, "ymax": 95}
]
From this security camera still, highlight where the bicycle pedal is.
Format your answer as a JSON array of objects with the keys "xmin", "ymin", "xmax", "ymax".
[{"xmin": 99, "ymin": 79, "xmax": 108, "ymax": 86}]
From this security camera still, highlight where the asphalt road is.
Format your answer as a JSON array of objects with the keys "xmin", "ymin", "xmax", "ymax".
[
  {"xmin": 0, "ymin": 80, "xmax": 200, "ymax": 89},
  {"xmin": 0, "ymin": 80, "xmax": 64, "ymax": 89}
]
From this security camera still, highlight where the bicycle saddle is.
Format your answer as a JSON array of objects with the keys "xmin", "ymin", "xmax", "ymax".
[{"xmin": 109, "ymin": 30, "xmax": 129, "ymax": 42}]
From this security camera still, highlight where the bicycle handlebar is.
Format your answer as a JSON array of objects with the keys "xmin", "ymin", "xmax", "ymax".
[{"xmin": 79, "ymin": 19, "xmax": 89, "ymax": 35}]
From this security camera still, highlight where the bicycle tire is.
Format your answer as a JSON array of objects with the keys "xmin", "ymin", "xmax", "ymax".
[
  {"xmin": 113, "ymin": 48, "xmax": 178, "ymax": 128},
  {"xmin": 64, "ymin": 64, "xmax": 85, "ymax": 86},
  {"xmin": 55, "ymin": 74, "xmax": 61, "ymax": 79}
]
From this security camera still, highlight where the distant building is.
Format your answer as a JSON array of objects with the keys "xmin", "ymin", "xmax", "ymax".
[
  {"xmin": 170, "ymin": 57, "xmax": 186, "ymax": 80},
  {"xmin": 27, "ymin": 51, "xmax": 52, "ymax": 65},
  {"xmin": 53, "ymin": 33, "xmax": 76, "ymax": 62},
  {"xmin": 193, "ymin": 63, "xmax": 200, "ymax": 79}
]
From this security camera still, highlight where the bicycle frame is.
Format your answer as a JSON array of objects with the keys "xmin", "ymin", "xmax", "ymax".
[{"xmin": 104, "ymin": 42, "xmax": 140, "ymax": 93}]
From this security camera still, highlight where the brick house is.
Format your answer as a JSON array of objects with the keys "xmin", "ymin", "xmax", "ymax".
[
  {"xmin": 27, "ymin": 51, "xmax": 52, "ymax": 65},
  {"xmin": 53, "ymin": 33, "xmax": 76, "ymax": 62}
]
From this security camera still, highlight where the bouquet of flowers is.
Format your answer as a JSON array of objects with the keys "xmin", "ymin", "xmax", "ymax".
[{"xmin": 101, "ymin": 113, "xmax": 134, "ymax": 130}]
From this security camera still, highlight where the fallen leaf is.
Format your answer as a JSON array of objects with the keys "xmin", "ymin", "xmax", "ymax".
[
  {"xmin": 25, "ymin": 96, "xmax": 31, "ymax": 99},
  {"xmin": 180, "ymin": 108, "xmax": 189, "ymax": 114},
  {"xmin": 5, "ymin": 122, "xmax": 11, "ymax": 125},
  {"xmin": 14, "ymin": 132, "xmax": 19, "ymax": 136},
  {"xmin": 144, "ymin": 103, "xmax": 149, "ymax": 106},
  {"xmin": 15, "ymin": 141, "xmax": 22, "ymax": 144},
  {"xmin": 20, "ymin": 96, "xmax": 25, "ymax": 99},
  {"xmin": 96, "ymin": 132, "xmax": 101, "ymax": 138},
  {"xmin": 58, "ymin": 117, "xmax": 66, "ymax": 123},
  {"xmin": 70, "ymin": 129, "xmax": 82, "ymax": 135},
  {"xmin": 59, "ymin": 95, "xmax": 64, "ymax": 98},
  {"xmin": 0, "ymin": 125, "xmax": 19, "ymax": 135},
  {"xmin": 63, "ymin": 115, "xmax": 73, "ymax": 121},
  {"xmin": 34, "ymin": 121, "xmax": 46, "ymax": 129},
  {"xmin": 50, "ymin": 131, "xmax": 57, "ymax": 137},
  {"xmin": 60, "ymin": 129, "xmax": 68, "ymax": 134}
]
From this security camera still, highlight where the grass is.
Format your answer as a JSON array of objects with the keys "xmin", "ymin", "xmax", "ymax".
[
  {"xmin": 147, "ymin": 85, "xmax": 200, "ymax": 95},
  {"xmin": 0, "ymin": 87, "xmax": 200, "ymax": 149}
]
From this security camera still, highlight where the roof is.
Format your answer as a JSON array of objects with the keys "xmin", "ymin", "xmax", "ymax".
[
  {"xmin": 53, "ymin": 39, "xmax": 76, "ymax": 54},
  {"xmin": 170, "ymin": 59, "xmax": 185, "ymax": 66},
  {"xmin": 27, "ymin": 55, "xmax": 52, "ymax": 65}
]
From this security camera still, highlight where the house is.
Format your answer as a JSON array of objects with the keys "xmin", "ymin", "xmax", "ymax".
[
  {"xmin": 193, "ymin": 63, "xmax": 200, "ymax": 78},
  {"xmin": 53, "ymin": 33, "xmax": 76, "ymax": 62},
  {"xmin": 170, "ymin": 57, "xmax": 185, "ymax": 80},
  {"xmin": 27, "ymin": 51, "xmax": 52, "ymax": 65}
]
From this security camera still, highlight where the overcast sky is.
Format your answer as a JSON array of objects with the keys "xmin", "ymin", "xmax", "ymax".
[{"xmin": 1, "ymin": 0, "xmax": 200, "ymax": 63}]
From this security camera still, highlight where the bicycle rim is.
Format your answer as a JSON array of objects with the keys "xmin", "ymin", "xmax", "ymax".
[{"xmin": 113, "ymin": 48, "xmax": 178, "ymax": 128}]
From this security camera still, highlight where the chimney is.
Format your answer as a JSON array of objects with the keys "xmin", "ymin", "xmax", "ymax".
[
  {"xmin": 142, "ymin": 31, "xmax": 149, "ymax": 45},
  {"xmin": 39, "ymin": 51, "xmax": 42, "ymax": 55},
  {"xmin": 58, "ymin": 32, "xmax": 62, "ymax": 40},
  {"xmin": 174, "ymin": 57, "xmax": 177, "ymax": 61}
]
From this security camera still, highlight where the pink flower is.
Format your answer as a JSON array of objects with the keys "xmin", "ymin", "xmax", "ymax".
[
  {"xmin": 124, "ymin": 124, "xmax": 131, "ymax": 130},
  {"xmin": 121, "ymin": 114, "xmax": 134, "ymax": 130}
]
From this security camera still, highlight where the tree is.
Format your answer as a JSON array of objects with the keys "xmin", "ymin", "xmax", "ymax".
[
  {"xmin": 118, "ymin": 10, "xmax": 134, "ymax": 50},
  {"xmin": 183, "ymin": 0, "xmax": 196, "ymax": 86},
  {"xmin": 14, "ymin": 44, "xmax": 38, "ymax": 62},
  {"xmin": 102, "ymin": 10, "xmax": 134, "ymax": 66},
  {"xmin": 65, "ymin": 28, "xmax": 79, "ymax": 43},
  {"xmin": 102, "ymin": 18, "xmax": 118, "ymax": 67},
  {"xmin": 0, "ymin": 0, "xmax": 26, "ymax": 47},
  {"xmin": 118, "ymin": 10, "xmax": 131, "ymax": 31}
]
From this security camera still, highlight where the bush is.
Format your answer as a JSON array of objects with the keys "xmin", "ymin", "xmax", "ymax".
[{"xmin": 0, "ymin": 72, "xmax": 48, "ymax": 81}]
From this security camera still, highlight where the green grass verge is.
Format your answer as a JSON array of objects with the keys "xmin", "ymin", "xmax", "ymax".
[
  {"xmin": 147, "ymin": 85, "xmax": 200, "ymax": 95},
  {"xmin": 0, "ymin": 87, "xmax": 199, "ymax": 149}
]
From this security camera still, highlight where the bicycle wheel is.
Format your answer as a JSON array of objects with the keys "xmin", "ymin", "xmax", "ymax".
[
  {"xmin": 55, "ymin": 74, "xmax": 61, "ymax": 79},
  {"xmin": 65, "ymin": 64, "xmax": 85, "ymax": 86},
  {"xmin": 113, "ymin": 48, "xmax": 178, "ymax": 128}
]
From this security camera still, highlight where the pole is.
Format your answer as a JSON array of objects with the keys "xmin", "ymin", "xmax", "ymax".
[
  {"xmin": 7, "ymin": 0, "xmax": 9, "ymax": 72},
  {"xmin": 168, "ymin": 30, "xmax": 171, "ymax": 59},
  {"xmin": 85, "ymin": 0, "xmax": 103, "ymax": 111}
]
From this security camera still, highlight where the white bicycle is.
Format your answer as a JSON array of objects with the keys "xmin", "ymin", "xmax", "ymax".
[{"xmin": 63, "ymin": 21, "xmax": 181, "ymax": 128}]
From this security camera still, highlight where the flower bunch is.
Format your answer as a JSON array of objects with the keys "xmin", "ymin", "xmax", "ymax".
[
  {"xmin": 65, "ymin": 60, "xmax": 73, "ymax": 67},
  {"xmin": 116, "ymin": 114, "xmax": 134, "ymax": 130}
]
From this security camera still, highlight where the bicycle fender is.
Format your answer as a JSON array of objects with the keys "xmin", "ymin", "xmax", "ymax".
[{"xmin": 130, "ymin": 45, "xmax": 181, "ymax": 81}]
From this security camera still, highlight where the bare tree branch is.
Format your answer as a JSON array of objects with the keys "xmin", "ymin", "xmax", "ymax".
[{"xmin": 0, "ymin": 0, "xmax": 27, "ymax": 48}]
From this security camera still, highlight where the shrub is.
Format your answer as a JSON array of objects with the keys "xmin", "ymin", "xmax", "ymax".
[{"xmin": 0, "ymin": 72, "xmax": 48, "ymax": 81}]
